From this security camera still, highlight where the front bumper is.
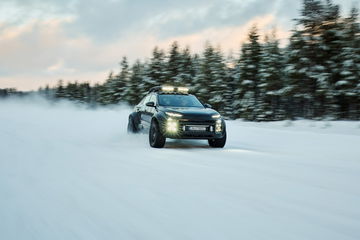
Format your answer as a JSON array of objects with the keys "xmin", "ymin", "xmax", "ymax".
[{"xmin": 162, "ymin": 119, "xmax": 226, "ymax": 139}]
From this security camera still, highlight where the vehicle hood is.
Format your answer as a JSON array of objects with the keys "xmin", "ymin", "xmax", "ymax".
[{"xmin": 159, "ymin": 107, "xmax": 219, "ymax": 120}]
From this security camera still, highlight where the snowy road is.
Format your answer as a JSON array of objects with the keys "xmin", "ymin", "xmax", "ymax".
[{"xmin": 1, "ymin": 99, "xmax": 360, "ymax": 240}]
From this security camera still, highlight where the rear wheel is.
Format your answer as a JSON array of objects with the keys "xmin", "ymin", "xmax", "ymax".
[
  {"xmin": 149, "ymin": 120, "xmax": 166, "ymax": 148},
  {"xmin": 208, "ymin": 132, "xmax": 226, "ymax": 148},
  {"xmin": 127, "ymin": 116, "xmax": 139, "ymax": 134}
]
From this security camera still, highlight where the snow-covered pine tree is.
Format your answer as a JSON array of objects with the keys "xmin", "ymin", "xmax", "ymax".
[
  {"xmin": 177, "ymin": 46, "xmax": 195, "ymax": 87},
  {"xmin": 65, "ymin": 82, "xmax": 78, "ymax": 102},
  {"xmin": 236, "ymin": 26, "xmax": 262, "ymax": 120},
  {"xmin": 316, "ymin": 0, "xmax": 343, "ymax": 119},
  {"xmin": 109, "ymin": 56, "xmax": 129, "ymax": 104},
  {"xmin": 99, "ymin": 71, "xmax": 115, "ymax": 105},
  {"xmin": 146, "ymin": 47, "xmax": 166, "ymax": 88},
  {"xmin": 91, "ymin": 83, "xmax": 104, "ymax": 107},
  {"xmin": 208, "ymin": 46, "xmax": 228, "ymax": 114},
  {"xmin": 223, "ymin": 52, "xmax": 237, "ymax": 119},
  {"xmin": 232, "ymin": 49, "xmax": 242, "ymax": 118},
  {"xmin": 55, "ymin": 80, "xmax": 66, "ymax": 99},
  {"xmin": 339, "ymin": 7, "xmax": 360, "ymax": 119},
  {"xmin": 196, "ymin": 43, "xmax": 213, "ymax": 103},
  {"xmin": 167, "ymin": 41, "xmax": 182, "ymax": 85},
  {"xmin": 297, "ymin": 0, "xmax": 326, "ymax": 119},
  {"xmin": 196, "ymin": 42, "xmax": 227, "ymax": 112},
  {"xmin": 126, "ymin": 60, "xmax": 146, "ymax": 105},
  {"xmin": 190, "ymin": 53, "xmax": 202, "ymax": 95},
  {"xmin": 283, "ymin": 28, "xmax": 308, "ymax": 119},
  {"xmin": 80, "ymin": 82, "xmax": 91, "ymax": 104},
  {"xmin": 258, "ymin": 31, "xmax": 285, "ymax": 121},
  {"xmin": 285, "ymin": 0, "xmax": 337, "ymax": 119}
]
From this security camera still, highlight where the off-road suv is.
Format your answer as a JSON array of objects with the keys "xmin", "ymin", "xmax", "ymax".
[{"xmin": 127, "ymin": 86, "xmax": 226, "ymax": 148}]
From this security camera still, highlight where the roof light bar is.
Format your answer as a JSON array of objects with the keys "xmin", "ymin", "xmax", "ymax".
[
  {"xmin": 177, "ymin": 87, "xmax": 189, "ymax": 93},
  {"xmin": 162, "ymin": 86, "xmax": 175, "ymax": 92}
]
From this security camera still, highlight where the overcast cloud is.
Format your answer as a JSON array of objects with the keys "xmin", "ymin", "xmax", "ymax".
[{"xmin": 0, "ymin": 0, "xmax": 357, "ymax": 90}]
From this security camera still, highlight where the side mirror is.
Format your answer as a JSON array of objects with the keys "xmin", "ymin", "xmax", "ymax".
[
  {"xmin": 146, "ymin": 101, "xmax": 155, "ymax": 107},
  {"xmin": 204, "ymin": 103, "xmax": 212, "ymax": 108}
]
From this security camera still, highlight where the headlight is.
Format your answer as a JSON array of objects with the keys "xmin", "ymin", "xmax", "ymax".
[
  {"xmin": 215, "ymin": 119, "xmax": 222, "ymax": 133},
  {"xmin": 166, "ymin": 118, "xmax": 178, "ymax": 133},
  {"xmin": 212, "ymin": 114, "xmax": 221, "ymax": 119},
  {"xmin": 166, "ymin": 112, "xmax": 182, "ymax": 118}
]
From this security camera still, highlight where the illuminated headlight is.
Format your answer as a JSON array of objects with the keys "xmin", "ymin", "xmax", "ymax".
[
  {"xmin": 212, "ymin": 114, "xmax": 221, "ymax": 119},
  {"xmin": 166, "ymin": 118, "xmax": 178, "ymax": 133},
  {"xmin": 166, "ymin": 112, "xmax": 182, "ymax": 118},
  {"xmin": 215, "ymin": 119, "xmax": 222, "ymax": 133}
]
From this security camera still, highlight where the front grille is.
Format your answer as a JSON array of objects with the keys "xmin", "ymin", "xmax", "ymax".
[{"xmin": 178, "ymin": 120, "xmax": 216, "ymax": 138}]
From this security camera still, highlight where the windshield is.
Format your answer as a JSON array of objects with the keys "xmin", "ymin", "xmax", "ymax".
[{"xmin": 158, "ymin": 94, "xmax": 204, "ymax": 108}]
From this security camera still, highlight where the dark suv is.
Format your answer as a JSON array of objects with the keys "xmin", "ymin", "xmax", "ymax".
[{"xmin": 127, "ymin": 86, "xmax": 226, "ymax": 148}]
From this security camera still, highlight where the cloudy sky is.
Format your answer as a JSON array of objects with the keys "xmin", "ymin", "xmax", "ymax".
[{"xmin": 0, "ymin": 0, "xmax": 357, "ymax": 90}]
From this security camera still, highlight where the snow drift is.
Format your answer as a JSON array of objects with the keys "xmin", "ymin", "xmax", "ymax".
[{"xmin": 1, "ymin": 97, "xmax": 360, "ymax": 240}]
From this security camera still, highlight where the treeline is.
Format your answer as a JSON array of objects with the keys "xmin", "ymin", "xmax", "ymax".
[
  {"xmin": 0, "ymin": 88, "xmax": 27, "ymax": 98},
  {"xmin": 38, "ymin": 0, "xmax": 359, "ymax": 120}
]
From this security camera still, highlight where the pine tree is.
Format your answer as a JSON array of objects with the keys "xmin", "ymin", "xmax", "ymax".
[
  {"xmin": 115, "ymin": 56, "xmax": 130, "ymax": 104},
  {"xmin": 258, "ymin": 31, "xmax": 285, "ymax": 120},
  {"xmin": 90, "ymin": 83, "xmax": 103, "ymax": 107},
  {"xmin": 167, "ymin": 41, "xmax": 182, "ymax": 85},
  {"xmin": 191, "ymin": 53, "xmax": 202, "ymax": 91},
  {"xmin": 177, "ymin": 46, "xmax": 195, "ymax": 87},
  {"xmin": 126, "ymin": 60, "xmax": 146, "ymax": 105},
  {"xmin": 338, "ymin": 7, "xmax": 360, "ymax": 119},
  {"xmin": 147, "ymin": 47, "xmax": 166, "ymax": 88},
  {"xmin": 55, "ymin": 80, "xmax": 66, "ymax": 99},
  {"xmin": 284, "ymin": 29, "xmax": 308, "ymax": 119},
  {"xmin": 223, "ymin": 52, "xmax": 237, "ymax": 118},
  {"xmin": 100, "ymin": 72, "xmax": 115, "ymax": 105},
  {"xmin": 196, "ymin": 43, "xmax": 213, "ymax": 102},
  {"xmin": 295, "ymin": 0, "xmax": 325, "ymax": 118},
  {"xmin": 208, "ymin": 46, "xmax": 228, "ymax": 114},
  {"xmin": 317, "ymin": 0, "xmax": 343, "ymax": 119},
  {"xmin": 196, "ymin": 43, "xmax": 227, "ymax": 111},
  {"xmin": 236, "ymin": 26, "xmax": 262, "ymax": 120}
]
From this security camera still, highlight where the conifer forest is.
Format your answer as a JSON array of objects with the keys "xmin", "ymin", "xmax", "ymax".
[{"xmin": 3, "ymin": 0, "xmax": 360, "ymax": 121}]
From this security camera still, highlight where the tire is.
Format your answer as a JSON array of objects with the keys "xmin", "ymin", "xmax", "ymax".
[
  {"xmin": 149, "ymin": 120, "xmax": 166, "ymax": 148},
  {"xmin": 208, "ymin": 131, "xmax": 226, "ymax": 148},
  {"xmin": 127, "ymin": 116, "xmax": 139, "ymax": 134}
]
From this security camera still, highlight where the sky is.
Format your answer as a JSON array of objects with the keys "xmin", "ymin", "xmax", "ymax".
[{"xmin": 0, "ymin": 0, "xmax": 357, "ymax": 90}]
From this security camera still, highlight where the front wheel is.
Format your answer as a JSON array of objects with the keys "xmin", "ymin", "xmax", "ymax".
[
  {"xmin": 208, "ymin": 132, "xmax": 226, "ymax": 148},
  {"xmin": 149, "ymin": 120, "xmax": 166, "ymax": 148}
]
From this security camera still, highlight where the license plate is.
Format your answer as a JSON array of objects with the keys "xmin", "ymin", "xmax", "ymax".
[{"xmin": 188, "ymin": 126, "xmax": 207, "ymax": 131}]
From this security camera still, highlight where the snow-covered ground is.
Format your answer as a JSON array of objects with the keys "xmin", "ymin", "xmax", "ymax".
[{"xmin": 1, "ymin": 98, "xmax": 360, "ymax": 240}]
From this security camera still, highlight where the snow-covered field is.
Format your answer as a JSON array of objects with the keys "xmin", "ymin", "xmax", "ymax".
[{"xmin": 1, "ymin": 98, "xmax": 360, "ymax": 240}]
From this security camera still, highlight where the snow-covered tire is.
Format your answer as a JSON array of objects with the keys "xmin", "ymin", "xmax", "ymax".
[
  {"xmin": 149, "ymin": 120, "xmax": 166, "ymax": 148},
  {"xmin": 208, "ymin": 132, "xmax": 226, "ymax": 148},
  {"xmin": 127, "ymin": 116, "xmax": 139, "ymax": 134}
]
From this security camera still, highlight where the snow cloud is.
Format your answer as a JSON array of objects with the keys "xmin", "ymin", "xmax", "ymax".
[{"xmin": 0, "ymin": 0, "xmax": 357, "ymax": 90}]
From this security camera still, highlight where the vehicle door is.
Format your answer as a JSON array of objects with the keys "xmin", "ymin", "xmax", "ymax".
[
  {"xmin": 142, "ymin": 93, "xmax": 156, "ymax": 128},
  {"xmin": 139, "ymin": 94, "xmax": 150, "ymax": 127},
  {"xmin": 147, "ymin": 93, "xmax": 158, "ymax": 120}
]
